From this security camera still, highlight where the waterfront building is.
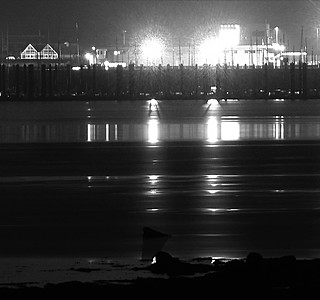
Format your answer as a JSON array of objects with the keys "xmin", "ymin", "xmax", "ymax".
[
  {"xmin": 90, "ymin": 24, "xmax": 290, "ymax": 68},
  {"xmin": 20, "ymin": 43, "xmax": 58, "ymax": 61},
  {"xmin": 20, "ymin": 44, "xmax": 38, "ymax": 60}
]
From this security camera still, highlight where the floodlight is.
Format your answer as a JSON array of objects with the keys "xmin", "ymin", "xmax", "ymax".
[
  {"xmin": 199, "ymin": 37, "xmax": 220, "ymax": 64},
  {"xmin": 272, "ymin": 43, "xmax": 285, "ymax": 52},
  {"xmin": 141, "ymin": 38, "xmax": 164, "ymax": 62},
  {"xmin": 219, "ymin": 24, "xmax": 240, "ymax": 48}
]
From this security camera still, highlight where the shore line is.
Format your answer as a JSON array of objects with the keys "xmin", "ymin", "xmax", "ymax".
[{"xmin": 1, "ymin": 251, "xmax": 320, "ymax": 297}]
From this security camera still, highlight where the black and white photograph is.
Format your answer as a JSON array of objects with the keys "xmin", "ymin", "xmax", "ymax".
[{"xmin": 0, "ymin": 0, "xmax": 320, "ymax": 297}]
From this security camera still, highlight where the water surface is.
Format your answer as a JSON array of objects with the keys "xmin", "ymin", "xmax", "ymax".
[{"xmin": 0, "ymin": 99, "xmax": 319, "ymax": 260}]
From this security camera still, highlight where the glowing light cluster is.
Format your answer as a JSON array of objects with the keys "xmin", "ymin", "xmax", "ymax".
[
  {"xmin": 141, "ymin": 37, "xmax": 165, "ymax": 63},
  {"xmin": 199, "ymin": 38, "xmax": 220, "ymax": 64},
  {"xmin": 219, "ymin": 24, "xmax": 240, "ymax": 48},
  {"xmin": 85, "ymin": 53, "xmax": 94, "ymax": 65},
  {"xmin": 198, "ymin": 24, "xmax": 240, "ymax": 64},
  {"xmin": 271, "ymin": 43, "xmax": 285, "ymax": 52}
]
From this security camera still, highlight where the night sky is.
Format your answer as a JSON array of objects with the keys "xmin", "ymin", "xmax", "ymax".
[{"xmin": 1, "ymin": 0, "xmax": 320, "ymax": 50}]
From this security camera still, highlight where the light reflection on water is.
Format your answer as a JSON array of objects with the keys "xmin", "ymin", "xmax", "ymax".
[
  {"xmin": 1, "ymin": 117, "xmax": 318, "ymax": 143},
  {"xmin": 0, "ymin": 100, "xmax": 319, "ymax": 143}
]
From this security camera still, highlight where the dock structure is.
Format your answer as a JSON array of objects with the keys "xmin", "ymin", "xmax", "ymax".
[{"xmin": 0, "ymin": 62, "xmax": 316, "ymax": 100}]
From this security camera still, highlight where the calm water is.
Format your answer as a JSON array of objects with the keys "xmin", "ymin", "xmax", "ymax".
[
  {"xmin": 0, "ymin": 99, "xmax": 320, "ymax": 260},
  {"xmin": 0, "ymin": 99, "xmax": 319, "ymax": 143}
]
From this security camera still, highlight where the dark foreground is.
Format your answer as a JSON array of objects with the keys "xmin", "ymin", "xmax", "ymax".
[{"xmin": 1, "ymin": 252, "xmax": 320, "ymax": 298}]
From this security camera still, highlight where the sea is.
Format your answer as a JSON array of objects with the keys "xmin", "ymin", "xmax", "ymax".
[{"xmin": 0, "ymin": 98, "xmax": 319, "ymax": 288}]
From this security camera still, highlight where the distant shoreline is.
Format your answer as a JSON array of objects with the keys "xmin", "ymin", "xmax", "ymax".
[{"xmin": 0, "ymin": 94, "xmax": 320, "ymax": 102}]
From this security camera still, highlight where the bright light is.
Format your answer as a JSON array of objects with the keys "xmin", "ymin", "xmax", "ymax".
[
  {"xmin": 87, "ymin": 124, "xmax": 95, "ymax": 142},
  {"xmin": 199, "ymin": 37, "xmax": 221, "ymax": 64},
  {"xmin": 141, "ymin": 38, "xmax": 164, "ymax": 63},
  {"xmin": 85, "ymin": 53, "xmax": 94, "ymax": 65},
  {"xmin": 148, "ymin": 98, "xmax": 158, "ymax": 111},
  {"xmin": 104, "ymin": 61, "xmax": 127, "ymax": 70},
  {"xmin": 148, "ymin": 119, "xmax": 159, "ymax": 144},
  {"xmin": 221, "ymin": 121, "xmax": 240, "ymax": 141},
  {"xmin": 219, "ymin": 24, "xmax": 240, "ymax": 48},
  {"xmin": 104, "ymin": 60, "xmax": 109, "ymax": 70},
  {"xmin": 150, "ymin": 98, "xmax": 157, "ymax": 106},
  {"xmin": 207, "ymin": 117, "xmax": 218, "ymax": 142},
  {"xmin": 272, "ymin": 43, "xmax": 285, "ymax": 52},
  {"xmin": 207, "ymin": 98, "xmax": 220, "ymax": 106}
]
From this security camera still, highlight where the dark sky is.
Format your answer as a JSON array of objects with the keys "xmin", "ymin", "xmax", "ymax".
[{"xmin": 1, "ymin": 0, "xmax": 320, "ymax": 50}]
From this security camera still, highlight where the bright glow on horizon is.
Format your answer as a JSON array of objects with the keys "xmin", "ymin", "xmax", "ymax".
[
  {"xmin": 141, "ymin": 38, "xmax": 164, "ymax": 63},
  {"xmin": 219, "ymin": 24, "xmax": 240, "ymax": 48},
  {"xmin": 199, "ymin": 37, "xmax": 221, "ymax": 64}
]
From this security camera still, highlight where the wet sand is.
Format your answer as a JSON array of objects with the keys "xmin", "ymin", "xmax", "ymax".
[
  {"xmin": 0, "ymin": 140, "xmax": 319, "ymax": 298},
  {"xmin": 1, "ymin": 251, "xmax": 320, "ymax": 298}
]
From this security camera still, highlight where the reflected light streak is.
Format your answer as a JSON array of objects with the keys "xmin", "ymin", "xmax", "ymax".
[
  {"xmin": 87, "ymin": 124, "xmax": 95, "ymax": 142},
  {"xmin": 148, "ymin": 119, "xmax": 159, "ymax": 144},
  {"xmin": 207, "ymin": 189, "xmax": 220, "ymax": 194},
  {"xmin": 146, "ymin": 208, "xmax": 160, "ymax": 212},
  {"xmin": 148, "ymin": 175, "xmax": 160, "ymax": 185},
  {"xmin": 207, "ymin": 117, "xmax": 218, "ymax": 143},
  {"xmin": 221, "ymin": 121, "xmax": 240, "ymax": 141},
  {"xmin": 274, "ymin": 115, "xmax": 284, "ymax": 140},
  {"xmin": 206, "ymin": 175, "xmax": 219, "ymax": 180},
  {"xmin": 149, "ymin": 189, "xmax": 158, "ymax": 195},
  {"xmin": 105, "ymin": 124, "xmax": 109, "ymax": 141},
  {"xmin": 205, "ymin": 208, "xmax": 240, "ymax": 213},
  {"xmin": 115, "ymin": 124, "xmax": 118, "ymax": 141}
]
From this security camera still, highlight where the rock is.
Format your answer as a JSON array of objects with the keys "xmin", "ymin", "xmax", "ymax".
[{"xmin": 149, "ymin": 251, "xmax": 214, "ymax": 276}]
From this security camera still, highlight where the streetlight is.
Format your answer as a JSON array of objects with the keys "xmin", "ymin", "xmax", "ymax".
[
  {"xmin": 317, "ymin": 27, "xmax": 320, "ymax": 64},
  {"xmin": 123, "ymin": 30, "xmax": 127, "ymax": 46},
  {"xmin": 91, "ymin": 46, "xmax": 97, "ymax": 64},
  {"xmin": 274, "ymin": 26, "xmax": 279, "ymax": 44}
]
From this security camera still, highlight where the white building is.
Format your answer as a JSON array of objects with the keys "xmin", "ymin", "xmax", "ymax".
[{"xmin": 20, "ymin": 43, "xmax": 58, "ymax": 60}]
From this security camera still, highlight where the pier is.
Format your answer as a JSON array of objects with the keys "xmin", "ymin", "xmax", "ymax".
[{"xmin": 0, "ymin": 62, "xmax": 318, "ymax": 101}]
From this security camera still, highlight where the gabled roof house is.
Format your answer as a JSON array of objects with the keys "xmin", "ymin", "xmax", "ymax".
[
  {"xmin": 20, "ymin": 44, "xmax": 38, "ymax": 60},
  {"xmin": 39, "ymin": 44, "xmax": 58, "ymax": 59},
  {"xmin": 21, "ymin": 43, "xmax": 58, "ymax": 60}
]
